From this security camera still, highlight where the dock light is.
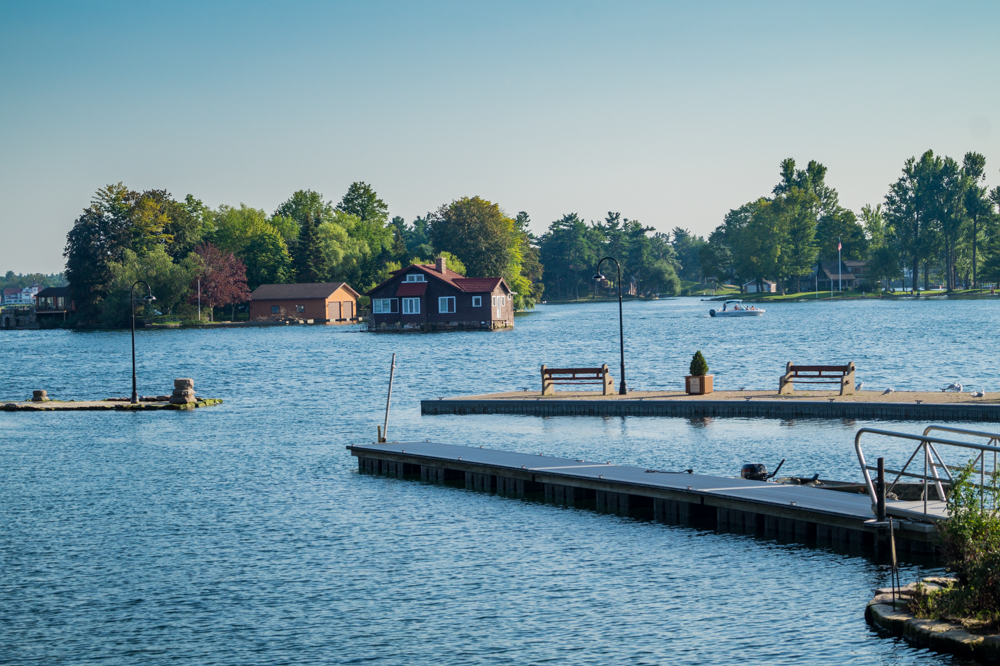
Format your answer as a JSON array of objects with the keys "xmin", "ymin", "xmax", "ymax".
[
  {"xmin": 130, "ymin": 281, "xmax": 156, "ymax": 405},
  {"xmin": 592, "ymin": 257, "xmax": 628, "ymax": 395}
]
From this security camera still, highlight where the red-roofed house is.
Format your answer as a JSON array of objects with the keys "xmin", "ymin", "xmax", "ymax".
[{"xmin": 366, "ymin": 257, "xmax": 514, "ymax": 331}]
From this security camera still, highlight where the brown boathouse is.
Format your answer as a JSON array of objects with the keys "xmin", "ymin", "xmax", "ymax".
[
  {"xmin": 366, "ymin": 257, "xmax": 514, "ymax": 331},
  {"xmin": 249, "ymin": 282, "xmax": 360, "ymax": 323}
]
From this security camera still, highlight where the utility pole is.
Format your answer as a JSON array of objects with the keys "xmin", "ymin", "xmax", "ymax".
[{"xmin": 197, "ymin": 278, "xmax": 201, "ymax": 321}]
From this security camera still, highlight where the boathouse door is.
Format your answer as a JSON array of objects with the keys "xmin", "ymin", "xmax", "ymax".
[
  {"xmin": 343, "ymin": 301, "xmax": 353, "ymax": 321},
  {"xmin": 329, "ymin": 302, "xmax": 341, "ymax": 321}
]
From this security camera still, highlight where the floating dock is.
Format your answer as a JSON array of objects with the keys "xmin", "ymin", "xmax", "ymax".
[
  {"xmin": 422, "ymin": 390, "xmax": 1000, "ymax": 422},
  {"xmin": 1, "ymin": 398, "xmax": 223, "ymax": 412},
  {"xmin": 348, "ymin": 440, "xmax": 944, "ymax": 555}
]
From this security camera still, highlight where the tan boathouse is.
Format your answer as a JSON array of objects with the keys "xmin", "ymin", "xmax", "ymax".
[{"xmin": 249, "ymin": 282, "xmax": 360, "ymax": 323}]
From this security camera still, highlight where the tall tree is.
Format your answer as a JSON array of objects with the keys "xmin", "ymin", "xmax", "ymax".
[
  {"xmin": 337, "ymin": 182, "xmax": 389, "ymax": 224},
  {"xmin": 962, "ymin": 152, "xmax": 992, "ymax": 288},
  {"xmin": 243, "ymin": 227, "xmax": 293, "ymax": 291},
  {"xmin": 292, "ymin": 213, "xmax": 329, "ymax": 283},
  {"xmin": 429, "ymin": 196, "xmax": 517, "ymax": 278},
  {"xmin": 885, "ymin": 152, "xmax": 939, "ymax": 293},
  {"xmin": 64, "ymin": 183, "xmax": 141, "ymax": 317}
]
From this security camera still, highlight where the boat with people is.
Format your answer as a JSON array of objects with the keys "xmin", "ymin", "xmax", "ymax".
[{"xmin": 709, "ymin": 299, "xmax": 765, "ymax": 317}]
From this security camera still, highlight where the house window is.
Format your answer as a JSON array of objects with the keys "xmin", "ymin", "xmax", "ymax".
[
  {"xmin": 404, "ymin": 273, "xmax": 426, "ymax": 282},
  {"xmin": 271, "ymin": 305, "xmax": 280, "ymax": 314},
  {"xmin": 373, "ymin": 298, "xmax": 398, "ymax": 314},
  {"xmin": 296, "ymin": 305, "xmax": 305, "ymax": 313},
  {"xmin": 491, "ymin": 295, "xmax": 497, "ymax": 306},
  {"xmin": 472, "ymin": 296, "xmax": 482, "ymax": 307},
  {"xmin": 439, "ymin": 296, "xmax": 456, "ymax": 313},
  {"xmin": 500, "ymin": 295, "xmax": 506, "ymax": 307},
  {"xmin": 402, "ymin": 297, "xmax": 420, "ymax": 314}
]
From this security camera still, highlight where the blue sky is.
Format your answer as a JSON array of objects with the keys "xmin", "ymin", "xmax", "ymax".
[{"xmin": 2, "ymin": 0, "xmax": 999, "ymax": 273}]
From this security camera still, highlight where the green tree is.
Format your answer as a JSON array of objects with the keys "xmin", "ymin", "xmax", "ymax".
[
  {"xmin": 337, "ymin": 182, "xmax": 389, "ymax": 225},
  {"xmin": 243, "ymin": 227, "xmax": 293, "ymax": 291},
  {"xmin": 962, "ymin": 153, "xmax": 993, "ymax": 288},
  {"xmin": 538, "ymin": 213, "xmax": 599, "ymax": 299},
  {"xmin": 101, "ymin": 247, "xmax": 201, "ymax": 326},
  {"xmin": 670, "ymin": 228, "xmax": 707, "ymax": 281},
  {"xmin": 64, "ymin": 183, "xmax": 141, "ymax": 317},
  {"xmin": 292, "ymin": 213, "xmax": 329, "ymax": 283},
  {"xmin": 430, "ymin": 196, "xmax": 517, "ymax": 278}
]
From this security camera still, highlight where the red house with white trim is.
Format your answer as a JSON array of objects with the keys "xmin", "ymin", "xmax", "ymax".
[{"xmin": 366, "ymin": 257, "xmax": 514, "ymax": 331}]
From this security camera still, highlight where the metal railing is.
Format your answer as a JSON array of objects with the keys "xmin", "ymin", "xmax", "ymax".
[{"xmin": 855, "ymin": 425, "xmax": 1000, "ymax": 517}]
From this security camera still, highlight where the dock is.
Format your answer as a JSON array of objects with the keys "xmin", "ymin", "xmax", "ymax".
[
  {"xmin": 1, "ymin": 398, "xmax": 223, "ymax": 412},
  {"xmin": 348, "ymin": 440, "xmax": 944, "ymax": 555},
  {"xmin": 422, "ymin": 390, "xmax": 1000, "ymax": 422}
]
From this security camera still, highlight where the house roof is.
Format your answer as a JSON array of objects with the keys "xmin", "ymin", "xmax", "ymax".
[
  {"xmin": 817, "ymin": 261, "xmax": 857, "ymax": 281},
  {"xmin": 250, "ymin": 282, "xmax": 360, "ymax": 300},
  {"xmin": 743, "ymin": 280, "xmax": 775, "ymax": 287},
  {"xmin": 396, "ymin": 282, "xmax": 428, "ymax": 297},
  {"xmin": 368, "ymin": 263, "xmax": 510, "ymax": 296},
  {"xmin": 3, "ymin": 288, "xmax": 20, "ymax": 296},
  {"xmin": 36, "ymin": 287, "xmax": 71, "ymax": 298}
]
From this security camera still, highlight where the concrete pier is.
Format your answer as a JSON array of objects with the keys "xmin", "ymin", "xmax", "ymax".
[
  {"xmin": 421, "ymin": 390, "xmax": 1000, "ymax": 422},
  {"xmin": 349, "ymin": 440, "xmax": 944, "ymax": 556}
]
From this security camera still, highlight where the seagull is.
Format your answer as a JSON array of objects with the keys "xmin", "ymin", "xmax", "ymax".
[
  {"xmin": 942, "ymin": 382, "xmax": 963, "ymax": 393},
  {"xmin": 972, "ymin": 390, "xmax": 986, "ymax": 398},
  {"xmin": 855, "ymin": 381, "xmax": 864, "ymax": 391},
  {"xmin": 882, "ymin": 388, "xmax": 895, "ymax": 395}
]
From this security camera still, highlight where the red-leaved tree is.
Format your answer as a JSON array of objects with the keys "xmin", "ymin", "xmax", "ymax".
[{"xmin": 192, "ymin": 243, "xmax": 251, "ymax": 321}]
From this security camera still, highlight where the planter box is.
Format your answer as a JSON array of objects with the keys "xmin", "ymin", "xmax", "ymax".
[{"xmin": 685, "ymin": 375, "xmax": 713, "ymax": 395}]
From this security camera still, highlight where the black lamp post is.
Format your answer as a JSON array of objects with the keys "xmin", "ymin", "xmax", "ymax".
[
  {"xmin": 130, "ymin": 280, "xmax": 156, "ymax": 404},
  {"xmin": 592, "ymin": 257, "xmax": 627, "ymax": 395}
]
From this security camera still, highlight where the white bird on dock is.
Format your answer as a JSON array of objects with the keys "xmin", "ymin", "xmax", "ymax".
[
  {"xmin": 942, "ymin": 382, "xmax": 963, "ymax": 393},
  {"xmin": 972, "ymin": 390, "xmax": 986, "ymax": 398},
  {"xmin": 882, "ymin": 388, "xmax": 895, "ymax": 395},
  {"xmin": 855, "ymin": 381, "xmax": 864, "ymax": 391}
]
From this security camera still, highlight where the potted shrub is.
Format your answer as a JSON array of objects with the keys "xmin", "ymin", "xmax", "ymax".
[{"xmin": 685, "ymin": 351, "xmax": 714, "ymax": 395}]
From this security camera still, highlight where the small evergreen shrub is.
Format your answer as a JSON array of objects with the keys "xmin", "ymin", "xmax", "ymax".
[{"xmin": 689, "ymin": 351, "xmax": 709, "ymax": 376}]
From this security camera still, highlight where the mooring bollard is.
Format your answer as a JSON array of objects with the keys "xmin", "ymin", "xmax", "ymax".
[{"xmin": 31, "ymin": 390, "xmax": 48, "ymax": 402}]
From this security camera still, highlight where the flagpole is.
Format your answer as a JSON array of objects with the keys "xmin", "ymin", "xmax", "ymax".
[{"xmin": 838, "ymin": 237, "xmax": 842, "ymax": 293}]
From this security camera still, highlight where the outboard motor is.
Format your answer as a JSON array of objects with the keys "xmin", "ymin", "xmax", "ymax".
[
  {"xmin": 741, "ymin": 458, "xmax": 785, "ymax": 482},
  {"xmin": 709, "ymin": 309, "xmax": 716, "ymax": 317}
]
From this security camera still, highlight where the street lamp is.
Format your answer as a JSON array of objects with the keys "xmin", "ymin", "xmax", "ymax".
[
  {"xmin": 130, "ymin": 280, "xmax": 156, "ymax": 404},
  {"xmin": 592, "ymin": 257, "xmax": 627, "ymax": 395}
]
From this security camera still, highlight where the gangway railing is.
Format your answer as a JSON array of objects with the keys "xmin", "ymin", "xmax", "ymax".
[{"xmin": 855, "ymin": 426, "xmax": 1000, "ymax": 518}]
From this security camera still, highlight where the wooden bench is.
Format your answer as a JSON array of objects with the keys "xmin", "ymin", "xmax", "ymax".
[
  {"xmin": 779, "ymin": 362, "xmax": 856, "ymax": 396},
  {"xmin": 541, "ymin": 364, "xmax": 614, "ymax": 396}
]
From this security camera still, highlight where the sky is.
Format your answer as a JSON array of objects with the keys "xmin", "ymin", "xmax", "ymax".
[{"xmin": 2, "ymin": 0, "xmax": 999, "ymax": 274}]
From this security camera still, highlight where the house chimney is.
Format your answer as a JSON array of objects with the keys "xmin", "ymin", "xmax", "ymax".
[{"xmin": 435, "ymin": 256, "xmax": 446, "ymax": 273}]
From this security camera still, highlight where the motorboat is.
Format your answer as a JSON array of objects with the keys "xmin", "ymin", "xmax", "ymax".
[{"xmin": 709, "ymin": 299, "xmax": 764, "ymax": 317}]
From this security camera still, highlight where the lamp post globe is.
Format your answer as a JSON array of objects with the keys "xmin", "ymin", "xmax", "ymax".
[
  {"xmin": 130, "ymin": 280, "xmax": 156, "ymax": 404},
  {"xmin": 592, "ymin": 257, "xmax": 627, "ymax": 395}
]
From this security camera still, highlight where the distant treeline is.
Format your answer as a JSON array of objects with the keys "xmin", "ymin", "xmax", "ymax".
[
  {"xmin": 62, "ymin": 180, "xmax": 707, "ymax": 326},
  {"xmin": 0, "ymin": 272, "xmax": 66, "ymax": 293},
  {"xmin": 700, "ymin": 152, "xmax": 1000, "ymax": 292}
]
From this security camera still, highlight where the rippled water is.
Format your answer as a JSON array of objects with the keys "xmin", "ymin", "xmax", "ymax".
[{"xmin": 3, "ymin": 297, "xmax": 995, "ymax": 665}]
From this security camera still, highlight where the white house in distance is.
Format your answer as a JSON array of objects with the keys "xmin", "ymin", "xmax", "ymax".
[
  {"xmin": 2, "ymin": 285, "xmax": 39, "ymax": 305},
  {"xmin": 743, "ymin": 280, "xmax": 777, "ymax": 294}
]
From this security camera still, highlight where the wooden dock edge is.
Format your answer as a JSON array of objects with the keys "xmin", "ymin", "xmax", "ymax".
[
  {"xmin": 348, "ymin": 445, "xmax": 938, "ymax": 558},
  {"xmin": 421, "ymin": 398, "xmax": 1000, "ymax": 422}
]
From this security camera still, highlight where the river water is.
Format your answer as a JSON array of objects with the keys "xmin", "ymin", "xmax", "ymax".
[{"xmin": 2, "ymin": 297, "xmax": 994, "ymax": 665}]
